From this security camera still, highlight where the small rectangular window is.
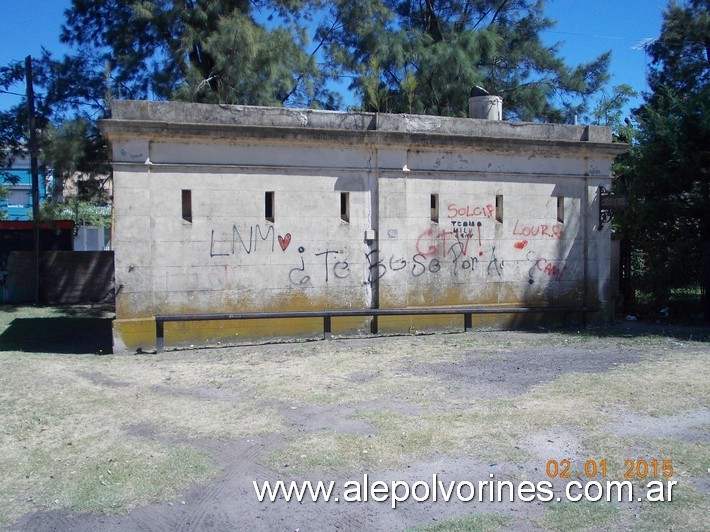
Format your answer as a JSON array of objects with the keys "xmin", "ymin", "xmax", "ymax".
[
  {"xmin": 181, "ymin": 189, "xmax": 192, "ymax": 223},
  {"xmin": 265, "ymin": 191, "xmax": 274, "ymax": 222},
  {"xmin": 430, "ymin": 193, "xmax": 439, "ymax": 223},
  {"xmin": 340, "ymin": 192, "xmax": 350, "ymax": 223},
  {"xmin": 557, "ymin": 196, "xmax": 565, "ymax": 223},
  {"xmin": 495, "ymin": 194, "xmax": 503, "ymax": 223}
]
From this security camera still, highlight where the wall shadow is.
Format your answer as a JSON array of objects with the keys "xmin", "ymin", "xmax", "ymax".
[
  {"xmin": 0, "ymin": 317, "xmax": 113, "ymax": 354},
  {"xmin": 567, "ymin": 321, "xmax": 710, "ymax": 343},
  {"xmin": 503, "ymin": 320, "xmax": 710, "ymax": 343}
]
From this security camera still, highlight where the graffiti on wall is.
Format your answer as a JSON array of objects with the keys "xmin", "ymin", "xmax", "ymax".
[
  {"xmin": 210, "ymin": 224, "xmax": 282, "ymax": 256},
  {"xmin": 447, "ymin": 203, "xmax": 495, "ymax": 219},
  {"xmin": 208, "ymin": 218, "xmax": 569, "ymax": 288},
  {"xmin": 209, "ymin": 224, "xmax": 295, "ymax": 257},
  {"xmin": 416, "ymin": 224, "xmax": 485, "ymax": 259},
  {"xmin": 526, "ymin": 250, "xmax": 567, "ymax": 285},
  {"xmin": 512, "ymin": 219, "xmax": 564, "ymax": 240},
  {"xmin": 289, "ymin": 247, "xmax": 352, "ymax": 286}
]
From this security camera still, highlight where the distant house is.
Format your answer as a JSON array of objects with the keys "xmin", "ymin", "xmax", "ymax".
[
  {"xmin": 61, "ymin": 171, "xmax": 113, "ymax": 206},
  {"xmin": 0, "ymin": 155, "xmax": 49, "ymax": 221}
]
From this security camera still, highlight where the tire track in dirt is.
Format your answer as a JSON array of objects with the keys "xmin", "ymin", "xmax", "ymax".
[
  {"xmin": 9, "ymin": 326, "xmax": 708, "ymax": 530},
  {"xmin": 173, "ymin": 437, "xmax": 282, "ymax": 530}
]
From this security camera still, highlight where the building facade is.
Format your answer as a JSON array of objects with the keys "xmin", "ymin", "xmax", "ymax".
[
  {"xmin": 0, "ymin": 155, "xmax": 48, "ymax": 221},
  {"xmin": 101, "ymin": 100, "xmax": 625, "ymax": 352}
]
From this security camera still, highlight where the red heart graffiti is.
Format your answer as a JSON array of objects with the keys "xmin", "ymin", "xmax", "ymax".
[
  {"xmin": 514, "ymin": 240, "xmax": 528, "ymax": 250},
  {"xmin": 278, "ymin": 233, "xmax": 292, "ymax": 251}
]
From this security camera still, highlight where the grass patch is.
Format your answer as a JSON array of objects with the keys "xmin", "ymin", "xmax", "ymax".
[
  {"xmin": 525, "ymin": 351, "xmax": 709, "ymax": 418},
  {"xmin": 200, "ymin": 338, "xmax": 469, "ymax": 408},
  {"xmin": 409, "ymin": 512, "xmax": 513, "ymax": 531},
  {"xmin": 270, "ymin": 409, "xmax": 476, "ymax": 472},
  {"xmin": 634, "ymin": 483, "xmax": 708, "ymax": 531},
  {"xmin": 0, "ymin": 306, "xmax": 707, "ymax": 529},
  {"xmin": 0, "ymin": 319, "xmax": 284, "ymax": 524},
  {"xmin": 622, "ymin": 437, "xmax": 710, "ymax": 478},
  {"xmin": 268, "ymin": 340, "xmax": 709, "ymax": 494},
  {"xmin": 269, "ymin": 401, "xmax": 540, "ymax": 473},
  {"xmin": 0, "ymin": 437, "xmax": 217, "ymax": 524},
  {"xmin": 538, "ymin": 501, "xmax": 623, "ymax": 531}
]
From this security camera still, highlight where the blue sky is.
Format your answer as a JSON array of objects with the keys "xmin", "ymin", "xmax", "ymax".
[{"xmin": 0, "ymin": 0, "xmax": 669, "ymax": 117}]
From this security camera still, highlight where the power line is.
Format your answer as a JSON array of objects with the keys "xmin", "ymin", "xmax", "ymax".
[
  {"xmin": 543, "ymin": 29, "xmax": 707, "ymax": 49},
  {"xmin": 543, "ymin": 29, "xmax": 637, "ymax": 42}
]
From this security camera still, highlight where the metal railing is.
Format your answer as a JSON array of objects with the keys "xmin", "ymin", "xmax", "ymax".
[{"xmin": 154, "ymin": 305, "xmax": 597, "ymax": 352}]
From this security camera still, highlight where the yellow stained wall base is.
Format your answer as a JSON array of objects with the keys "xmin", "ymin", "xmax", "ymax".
[
  {"xmin": 377, "ymin": 315, "xmax": 463, "ymax": 334},
  {"xmin": 113, "ymin": 315, "xmax": 373, "ymax": 353},
  {"xmin": 113, "ymin": 311, "xmax": 601, "ymax": 353},
  {"xmin": 113, "ymin": 318, "xmax": 157, "ymax": 353}
]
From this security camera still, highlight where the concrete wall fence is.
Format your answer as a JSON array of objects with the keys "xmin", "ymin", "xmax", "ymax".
[
  {"xmin": 101, "ymin": 100, "xmax": 625, "ymax": 352},
  {"xmin": 3, "ymin": 251, "xmax": 114, "ymax": 305}
]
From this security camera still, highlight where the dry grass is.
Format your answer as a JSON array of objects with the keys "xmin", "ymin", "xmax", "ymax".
[
  {"xmin": 0, "ymin": 308, "xmax": 283, "ymax": 524},
  {"xmin": 264, "ymin": 334, "xmax": 709, "ymax": 529},
  {"xmin": 408, "ymin": 512, "xmax": 513, "ymax": 531},
  {"xmin": 537, "ymin": 501, "xmax": 623, "ymax": 531},
  {"xmin": 0, "ymin": 305, "xmax": 708, "ymax": 529}
]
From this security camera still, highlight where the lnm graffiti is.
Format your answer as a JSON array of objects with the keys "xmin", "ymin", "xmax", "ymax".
[{"xmin": 209, "ymin": 224, "xmax": 292, "ymax": 256}]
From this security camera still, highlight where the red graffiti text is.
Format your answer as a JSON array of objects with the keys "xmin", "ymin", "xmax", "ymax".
[
  {"xmin": 447, "ymin": 203, "xmax": 495, "ymax": 219},
  {"xmin": 512, "ymin": 220, "xmax": 564, "ymax": 239}
]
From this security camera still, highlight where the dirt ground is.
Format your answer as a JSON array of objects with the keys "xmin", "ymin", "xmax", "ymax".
[{"xmin": 4, "ymin": 320, "xmax": 710, "ymax": 532}]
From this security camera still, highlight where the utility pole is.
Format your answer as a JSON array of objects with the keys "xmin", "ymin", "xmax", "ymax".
[{"xmin": 25, "ymin": 55, "xmax": 40, "ymax": 304}]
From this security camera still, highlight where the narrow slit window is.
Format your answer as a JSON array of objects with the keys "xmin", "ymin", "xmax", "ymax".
[
  {"xmin": 557, "ymin": 196, "xmax": 565, "ymax": 223},
  {"xmin": 265, "ymin": 191, "xmax": 274, "ymax": 222},
  {"xmin": 430, "ymin": 193, "xmax": 439, "ymax": 223},
  {"xmin": 181, "ymin": 189, "xmax": 192, "ymax": 223},
  {"xmin": 340, "ymin": 192, "xmax": 350, "ymax": 222},
  {"xmin": 495, "ymin": 194, "xmax": 503, "ymax": 223}
]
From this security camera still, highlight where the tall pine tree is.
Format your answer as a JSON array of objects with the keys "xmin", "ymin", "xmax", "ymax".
[
  {"xmin": 60, "ymin": 0, "xmax": 331, "ymax": 107},
  {"xmin": 620, "ymin": 0, "xmax": 709, "ymax": 302},
  {"xmin": 2, "ymin": 0, "xmax": 620, "ymax": 218},
  {"xmin": 318, "ymin": 0, "xmax": 611, "ymax": 121},
  {"xmin": 1, "ymin": 1, "xmax": 334, "ymax": 213}
]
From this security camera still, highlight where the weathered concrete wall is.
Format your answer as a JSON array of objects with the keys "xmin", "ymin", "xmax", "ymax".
[{"xmin": 102, "ymin": 101, "xmax": 625, "ymax": 352}]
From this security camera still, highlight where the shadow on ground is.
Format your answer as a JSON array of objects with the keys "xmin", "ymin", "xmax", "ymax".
[
  {"xmin": 570, "ymin": 320, "xmax": 710, "ymax": 342},
  {"xmin": 0, "ymin": 317, "xmax": 113, "ymax": 354},
  {"xmin": 510, "ymin": 321, "xmax": 710, "ymax": 343}
]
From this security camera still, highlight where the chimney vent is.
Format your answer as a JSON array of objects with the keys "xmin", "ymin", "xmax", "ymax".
[{"xmin": 469, "ymin": 95, "xmax": 502, "ymax": 120}]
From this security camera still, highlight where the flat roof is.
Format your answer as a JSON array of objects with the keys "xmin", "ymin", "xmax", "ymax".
[{"xmin": 106, "ymin": 100, "xmax": 619, "ymax": 146}]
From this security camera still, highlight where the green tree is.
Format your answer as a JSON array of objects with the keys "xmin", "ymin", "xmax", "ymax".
[
  {"xmin": 320, "ymin": 0, "xmax": 611, "ymax": 120},
  {"xmin": 2, "ymin": 1, "xmax": 338, "ymax": 224},
  {"xmin": 0, "ymin": 52, "xmax": 109, "ymax": 217},
  {"xmin": 2, "ymin": 0, "xmax": 618, "ymax": 226},
  {"xmin": 0, "ymin": 184, "xmax": 8, "ymax": 220},
  {"xmin": 589, "ymin": 84, "xmax": 637, "ymax": 131},
  {"xmin": 61, "ymin": 0, "xmax": 332, "ymax": 107},
  {"xmin": 37, "ymin": 198, "xmax": 112, "ymax": 228},
  {"xmin": 42, "ymin": 118, "xmax": 112, "ymax": 204},
  {"xmin": 619, "ymin": 0, "xmax": 709, "ymax": 301}
]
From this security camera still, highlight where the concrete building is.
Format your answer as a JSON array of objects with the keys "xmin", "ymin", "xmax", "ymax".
[
  {"xmin": 101, "ymin": 100, "xmax": 625, "ymax": 352},
  {"xmin": 1, "ymin": 155, "xmax": 48, "ymax": 221}
]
